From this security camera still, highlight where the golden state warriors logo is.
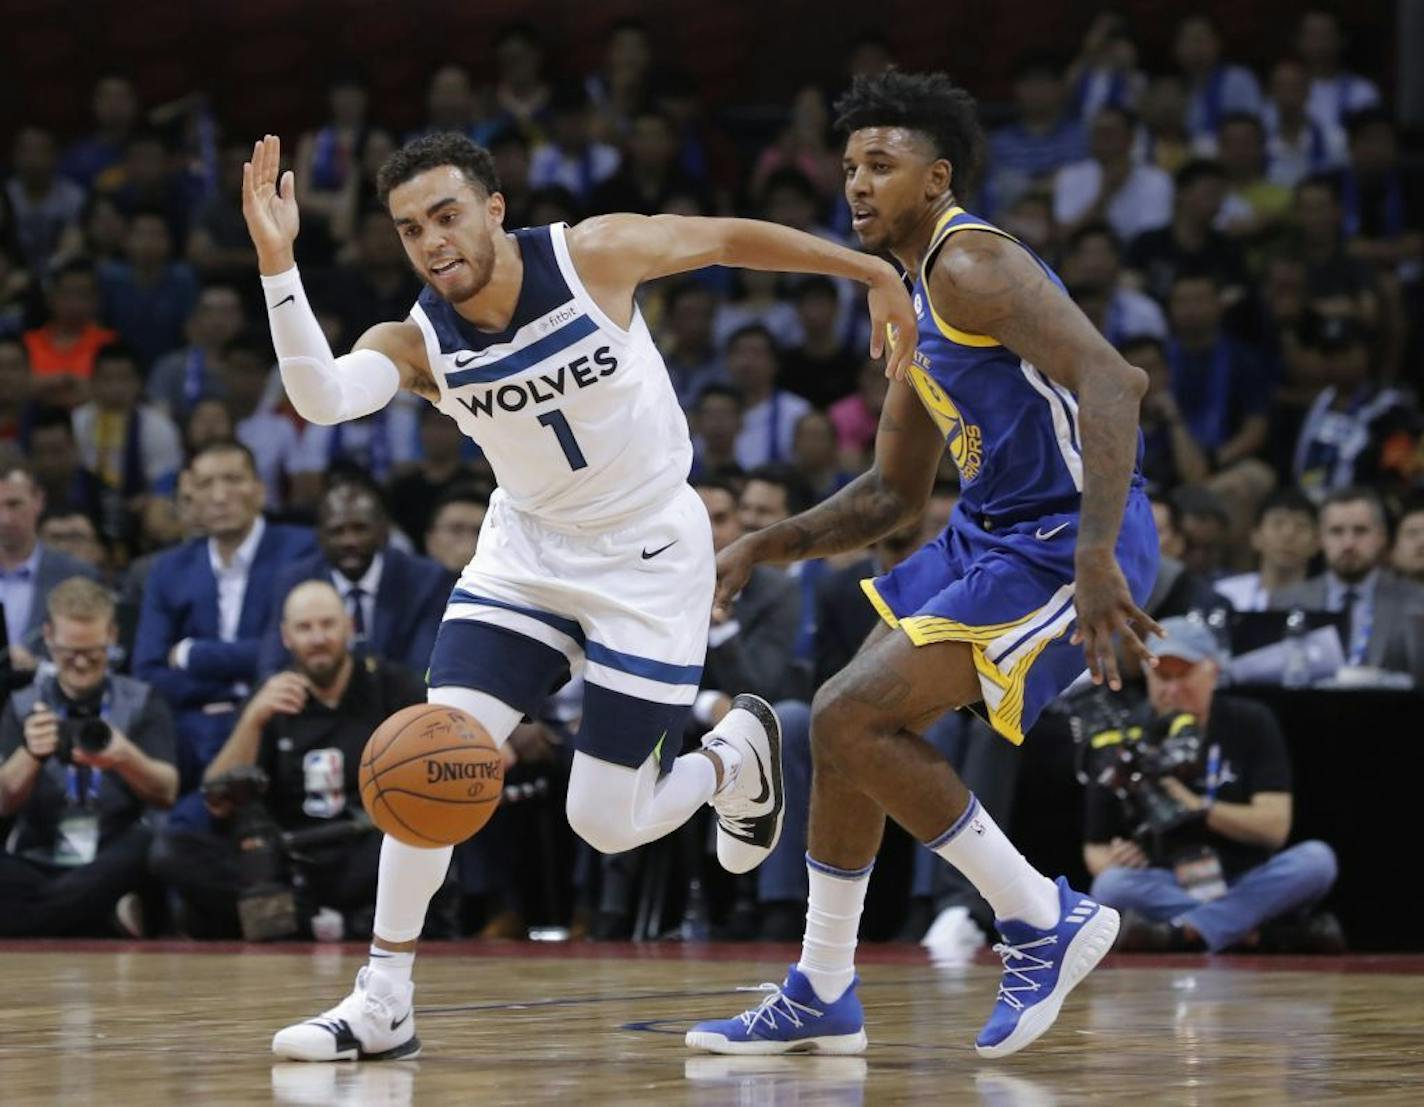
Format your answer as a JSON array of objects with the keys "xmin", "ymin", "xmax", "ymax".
[{"xmin": 908, "ymin": 362, "xmax": 982, "ymax": 482}]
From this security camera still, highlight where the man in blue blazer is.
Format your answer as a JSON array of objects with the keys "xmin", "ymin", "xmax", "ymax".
[
  {"xmin": 259, "ymin": 480, "xmax": 453, "ymax": 680},
  {"xmin": 133, "ymin": 441, "xmax": 316, "ymax": 803}
]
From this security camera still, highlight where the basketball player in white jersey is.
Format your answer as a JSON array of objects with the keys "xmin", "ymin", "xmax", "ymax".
[{"xmin": 241, "ymin": 133, "xmax": 916, "ymax": 1061}]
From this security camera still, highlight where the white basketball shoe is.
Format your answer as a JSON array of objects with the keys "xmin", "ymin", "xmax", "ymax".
[
  {"xmin": 271, "ymin": 967, "xmax": 420, "ymax": 1062},
  {"xmin": 702, "ymin": 694, "xmax": 784, "ymax": 874}
]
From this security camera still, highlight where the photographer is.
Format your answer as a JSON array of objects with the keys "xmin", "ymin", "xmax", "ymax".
[
  {"xmin": 1082, "ymin": 617, "xmax": 1339, "ymax": 952},
  {"xmin": 0, "ymin": 577, "xmax": 177, "ymax": 937},
  {"xmin": 148, "ymin": 580, "xmax": 425, "ymax": 938}
]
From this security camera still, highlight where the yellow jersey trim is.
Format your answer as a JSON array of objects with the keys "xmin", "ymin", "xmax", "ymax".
[
  {"xmin": 860, "ymin": 578, "xmax": 901, "ymax": 629},
  {"xmin": 919, "ymin": 208, "xmax": 1024, "ymax": 349}
]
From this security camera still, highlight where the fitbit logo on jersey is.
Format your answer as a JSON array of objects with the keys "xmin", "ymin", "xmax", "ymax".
[
  {"xmin": 455, "ymin": 346, "xmax": 619, "ymax": 418},
  {"xmin": 426, "ymin": 758, "xmax": 502, "ymax": 784}
]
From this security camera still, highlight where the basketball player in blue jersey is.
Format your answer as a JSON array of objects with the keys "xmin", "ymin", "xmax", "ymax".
[
  {"xmin": 689, "ymin": 72, "xmax": 1161, "ymax": 1058},
  {"xmin": 239, "ymin": 133, "xmax": 918, "ymax": 1061}
]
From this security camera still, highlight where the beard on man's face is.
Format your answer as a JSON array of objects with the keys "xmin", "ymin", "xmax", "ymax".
[{"xmin": 298, "ymin": 648, "xmax": 345, "ymax": 689}]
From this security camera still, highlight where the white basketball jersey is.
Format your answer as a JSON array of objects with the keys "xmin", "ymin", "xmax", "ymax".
[{"xmin": 408, "ymin": 223, "xmax": 692, "ymax": 529}]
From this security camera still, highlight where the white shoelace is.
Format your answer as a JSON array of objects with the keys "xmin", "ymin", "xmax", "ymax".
[
  {"xmin": 734, "ymin": 983, "xmax": 824, "ymax": 1033},
  {"xmin": 319, "ymin": 968, "xmax": 400, "ymax": 1026},
  {"xmin": 990, "ymin": 934, "xmax": 1059, "ymax": 1011}
]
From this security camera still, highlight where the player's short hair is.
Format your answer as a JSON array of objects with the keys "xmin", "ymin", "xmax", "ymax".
[
  {"xmin": 833, "ymin": 70, "xmax": 984, "ymax": 187},
  {"xmin": 190, "ymin": 438, "xmax": 259, "ymax": 477},
  {"xmin": 47, "ymin": 576, "xmax": 116, "ymax": 625},
  {"xmin": 376, "ymin": 133, "xmax": 501, "ymax": 208},
  {"xmin": 1256, "ymin": 486, "xmax": 1318, "ymax": 525}
]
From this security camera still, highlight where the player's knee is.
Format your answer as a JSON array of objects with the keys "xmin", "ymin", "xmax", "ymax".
[
  {"xmin": 565, "ymin": 786, "xmax": 638, "ymax": 855},
  {"xmin": 809, "ymin": 681, "xmax": 869, "ymax": 767}
]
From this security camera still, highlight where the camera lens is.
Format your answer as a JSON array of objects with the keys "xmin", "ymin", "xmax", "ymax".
[{"xmin": 76, "ymin": 718, "xmax": 112, "ymax": 754}]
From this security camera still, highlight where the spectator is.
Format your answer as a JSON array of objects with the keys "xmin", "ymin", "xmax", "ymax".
[
  {"xmin": 778, "ymin": 277, "xmax": 859, "ymax": 408},
  {"xmin": 73, "ymin": 341, "xmax": 184, "ymax": 501},
  {"xmin": 1125, "ymin": 334, "xmax": 1209, "ymax": 490},
  {"xmin": 1126, "ymin": 160, "xmax": 1248, "ymax": 305},
  {"xmin": 215, "ymin": 334, "xmax": 303, "ymax": 511},
  {"xmin": 97, "ymin": 210, "xmax": 201, "ymax": 372},
  {"xmin": 1295, "ymin": 9, "xmax": 1381, "ymax": 129},
  {"xmin": 660, "ymin": 281, "xmax": 723, "ymax": 408},
  {"xmin": 181, "ymin": 398, "xmax": 234, "ymax": 456},
  {"xmin": 1054, "ymin": 106, "xmax": 1173, "ymax": 242},
  {"xmin": 132, "ymin": 441, "xmax": 316, "ymax": 804},
  {"xmin": 490, "ymin": 21, "xmax": 553, "ymax": 137},
  {"xmin": 1292, "ymin": 316, "xmax": 1416, "ymax": 502},
  {"xmin": 1132, "ymin": 73, "xmax": 1194, "ymax": 176},
  {"xmin": 986, "ymin": 52, "xmax": 1087, "ymax": 215},
  {"xmin": 689, "ymin": 383, "xmax": 743, "ymax": 483},
  {"xmin": 1391, "ymin": 500, "xmax": 1424, "ymax": 587},
  {"xmin": 99, "ymin": 130, "xmax": 192, "ymax": 244},
  {"xmin": 311, "ymin": 210, "xmax": 421, "ymax": 345},
  {"xmin": 259, "ymin": 481, "xmax": 451, "ymax": 679},
  {"xmin": 751, "ymin": 85, "xmax": 843, "ymax": 204},
  {"xmin": 1212, "ymin": 113, "xmax": 1293, "ymax": 244},
  {"xmin": 5, "ymin": 127, "xmax": 86, "ymax": 275},
  {"xmin": 0, "ymin": 244, "xmax": 34, "ymax": 339},
  {"xmin": 1216, "ymin": 488, "xmax": 1318, "ymax": 612},
  {"xmin": 1338, "ymin": 109, "xmax": 1424, "ymax": 273},
  {"xmin": 0, "ymin": 459, "xmax": 102, "ymax": 673},
  {"xmin": 487, "ymin": 125, "xmax": 534, "ymax": 231},
  {"xmin": 292, "ymin": 398, "xmax": 420, "ymax": 494},
  {"xmin": 587, "ymin": 18, "xmax": 654, "ymax": 143},
  {"xmin": 22, "ymin": 408, "xmax": 106, "ymax": 527},
  {"xmin": 588, "ymin": 109, "xmax": 703, "ymax": 216},
  {"xmin": 59, "ymin": 75, "xmax": 140, "ymax": 190},
  {"xmin": 145, "ymin": 285, "xmax": 245, "ymax": 421},
  {"xmin": 738, "ymin": 463, "xmax": 819, "ymax": 663},
  {"xmin": 37, "ymin": 508, "xmax": 108, "ymax": 576},
  {"xmin": 150, "ymin": 580, "xmax": 426, "ymax": 938},
  {"xmin": 1263, "ymin": 58, "xmax": 1348, "ymax": 190},
  {"xmin": 387, "ymin": 404, "xmax": 485, "ymax": 552},
  {"xmin": 0, "ymin": 578, "xmax": 177, "ymax": 937},
  {"xmin": 828, "ymin": 356, "xmax": 887, "ymax": 471},
  {"xmin": 23, "ymin": 259, "xmax": 118, "ymax": 408},
  {"xmin": 712, "ymin": 269, "xmax": 800, "ymax": 351},
  {"xmin": 528, "ymin": 82, "xmax": 621, "ymax": 203},
  {"xmin": 1164, "ymin": 272, "xmax": 1269, "ymax": 473},
  {"xmin": 726, "ymin": 325, "xmax": 811, "ymax": 469},
  {"xmin": 791, "ymin": 410, "xmax": 853, "ymax": 504},
  {"xmin": 293, "ymin": 70, "xmax": 377, "ymax": 233},
  {"xmin": 186, "ymin": 143, "xmax": 261, "ymax": 284},
  {"xmin": 0, "ymin": 335, "xmax": 39, "ymax": 448},
  {"xmin": 412, "ymin": 65, "xmax": 481, "ymax": 144},
  {"xmin": 122, "ymin": 468, "xmax": 203, "ymax": 614},
  {"xmin": 1084, "ymin": 616, "xmax": 1339, "ymax": 953},
  {"xmin": 1173, "ymin": 484, "xmax": 1233, "ymax": 580},
  {"xmin": 1292, "ymin": 174, "xmax": 1381, "ymax": 327},
  {"xmin": 1173, "ymin": 14, "xmax": 1263, "ymax": 141},
  {"xmin": 1063, "ymin": 223, "xmax": 1168, "ymax": 344},
  {"xmin": 423, "ymin": 488, "xmax": 487, "ymax": 574},
  {"xmin": 1065, "ymin": 14, "xmax": 1145, "ymax": 123},
  {"xmin": 1145, "ymin": 490, "xmax": 1229, "ymax": 620},
  {"xmin": 1271, "ymin": 486, "xmax": 1424, "ymax": 674}
]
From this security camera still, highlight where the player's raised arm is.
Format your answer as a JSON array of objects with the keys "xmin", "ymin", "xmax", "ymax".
[
  {"xmin": 926, "ymin": 230, "xmax": 1162, "ymax": 686},
  {"xmin": 567, "ymin": 213, "xmax": 918, "ymax": 382},
  {"xmin": 241, "ymin": 134, "xmax": 422, "ymax": 425}
]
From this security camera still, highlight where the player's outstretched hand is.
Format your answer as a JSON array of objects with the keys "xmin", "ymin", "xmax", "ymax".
[
  {"xmin": 867, "ymin": 267, "xmax": 917, "ymax": 382},
  {"xmin": 713, "ymin": 537, "xmax": 758, "ymax": 622},
  {"xmin": 1071, "ymin": 548, "xmax": 1163, "ymax": 691},
  {"xmin": 242, "ymin": 134, "xmax": 299, "ymax": 273}
]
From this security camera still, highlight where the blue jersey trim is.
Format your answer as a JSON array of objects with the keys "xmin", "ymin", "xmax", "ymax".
[
  {"xmin": 584, "ymin": 640, "xmax": 703, "ymax": 686},
  {"xmin": 443, "ymin": 313, "xmax": 598, "ymax": 387},
  {"xmin": 447, "ymin": 588, "xmax": 585, "ymax": 644}
]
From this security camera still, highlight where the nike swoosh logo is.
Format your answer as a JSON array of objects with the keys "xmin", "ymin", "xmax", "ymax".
[
  {"xmin": 454, "ymin": 353, "xmax": 478, "ymax": 367},
  {"xmin": 1035, "ymin": 522, "xmax": 1071, "ymax": 541},
  {"xmin": 268, "ymin": 294, "xmax": 295, "ymax": 310},
  {"xmin": 641, "ymin": 540, "xmax": 677, "ymax": 560},
  {"xmin": 390, "ymin": 1010, "xmax": 411, "ymax": 1031},
  {"xmin": 747, "ymin": 741, "xmax": 770, "ymax": 805}
]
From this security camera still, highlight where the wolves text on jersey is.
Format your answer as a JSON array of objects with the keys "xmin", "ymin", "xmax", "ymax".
[{"xmin": 452, "ymin": 346, "xmax": 619, "ymax": 418}]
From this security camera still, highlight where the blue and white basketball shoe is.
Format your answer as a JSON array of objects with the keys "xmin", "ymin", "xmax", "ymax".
[
  {"xmin": 685, "ymin": 966, "xmax": 868, "ymax": 1055},
  {"xmin": 975, "ymin": 877, "xmax": 1120, "ymax": 1058}
]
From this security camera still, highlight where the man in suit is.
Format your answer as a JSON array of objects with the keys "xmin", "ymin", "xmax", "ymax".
[
  {"xmin": 132, "ymin": 440, "xmax": 316, "ymax": 816},
  {"xmin": 1271, "ymin": 485, "xmax": 1424, "ymax": 678},
  {"xmin": 258, "ymin": 480, "xmax": 452, "ymax": 680},
  {"xmin": 0, "ymin": 458, "xmax": 102, "ymax": 682}
]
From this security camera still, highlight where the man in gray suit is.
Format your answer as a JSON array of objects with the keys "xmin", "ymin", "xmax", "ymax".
[
  {"xmin": 0, "ymin": 459, "xmax": 102, "ymax": 682},
  {"xmin": 1271, "ymin": 485, "xmax": 1424, "ymax": 678}
]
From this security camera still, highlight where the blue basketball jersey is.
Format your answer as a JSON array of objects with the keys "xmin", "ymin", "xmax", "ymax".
[{"xmin": 905, "ymin": 206, "xmax": 1143, "ymax": 522}]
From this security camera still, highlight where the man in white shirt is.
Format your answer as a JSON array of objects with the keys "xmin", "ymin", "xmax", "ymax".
[
  {"xmin": 1217, "ymin": 489, "xmax": 1319, "ymax": 612},
  {"xmin": 1262, "ymin": 58, "xmax": 1348, "ymax": 190},
  {"xmin": 726, "ymin": 324, "xmax": 811, "ymax": 470},
  {"xmin": 1295, "ymin": 10, "xmax": 1381, "ymax": 130},
  {"xmin": 1054, "ymin": 106, "xmax": 1173, "ymax": 243}
]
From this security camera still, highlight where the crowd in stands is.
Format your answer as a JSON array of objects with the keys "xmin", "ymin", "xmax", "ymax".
[{"xmin": 0, "ymin": 9, "xmax": 1416, "ymax": 948}]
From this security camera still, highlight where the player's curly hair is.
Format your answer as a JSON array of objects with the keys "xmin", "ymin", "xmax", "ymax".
[
  {"xmin": 833, "ymin": 70, "xmax": 984, "ymax": 188},
  {"xmin": 376, "ymin": 132, "xmax": 501, "ymax": 208}
]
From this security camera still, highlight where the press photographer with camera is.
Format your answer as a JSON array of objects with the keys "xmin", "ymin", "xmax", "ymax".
[
  {"xmin": 148, "ymin": 579, "xmax": 425, "ymax": 939},
  {"xmin": 1081, "ymin": 617, "xmax": 1341, "ymax": 952},
  {"xmin": 0, "ymin": 578, "xmax": 177, "ymax": 937}
]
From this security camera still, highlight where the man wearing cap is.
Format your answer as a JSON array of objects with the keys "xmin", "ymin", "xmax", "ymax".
[
  {"xmin": 1082, "ymin": 616, "xmax": 1341, "ymax": 952},
  {"xmin": 1292, "ymin": 315, "xmax": 1417, "ymax": 502}
]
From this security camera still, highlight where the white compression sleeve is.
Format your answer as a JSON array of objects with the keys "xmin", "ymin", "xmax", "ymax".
[{"xmin": 260, "ymin": 265, "xmax": 401, "ymax": 425}]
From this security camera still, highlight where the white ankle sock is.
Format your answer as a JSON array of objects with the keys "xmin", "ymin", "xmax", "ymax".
[
  {"xmin": 701, "ymin": 733, "xmax": 743, "ymax": 796},
  {"xmin": 367, "ymin": 946, "xmax": 414, "ymax": 989},
  {"xmin": 372, "ymin": 834, "xmax": 453, "ymax": 948},
  {"xmin": 928, "ymin": 794, "xmax": 1059, "ymax": 930},
  {"xmin": 796, "ymin": 855, "xmax": 872, "ymax": 1004}
]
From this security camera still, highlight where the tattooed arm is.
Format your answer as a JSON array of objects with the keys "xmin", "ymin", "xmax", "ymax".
[
  {"xmin": 712, "ymin": 377, "xmax": 943, "ymax": 616},
  {"xmin": 926, "ymin": 231, "xmax": 1161, "ymax": 688}
]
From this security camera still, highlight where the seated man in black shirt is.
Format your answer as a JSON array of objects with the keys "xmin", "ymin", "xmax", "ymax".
[
  {"xmin": 149, "ymin": 580, "xmax": 426, "ymax": 938},
  {"xmin": 1083, "ymin": 617, "xmax": 1340, "ymax": 952},
  {"xmin": 0, "ymin": 577, "xmax": 178, "ymax": 937}
]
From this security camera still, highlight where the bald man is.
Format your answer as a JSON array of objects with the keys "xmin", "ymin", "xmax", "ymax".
[{"xmin": 149, "ymin": 581, "xmax": 427, "ymax": 939}]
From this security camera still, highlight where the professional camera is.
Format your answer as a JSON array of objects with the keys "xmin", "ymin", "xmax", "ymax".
[
  {"xmin": 1070, "ymin": 688, "xmax": 1207, "ymax": 846},
  {"xmin": 53, "ymin": 701, "xmax": 112, "ymax": 765},
  {"xmin": 202, "ymin": 765, "xmax": 372, "ymax": 941}
]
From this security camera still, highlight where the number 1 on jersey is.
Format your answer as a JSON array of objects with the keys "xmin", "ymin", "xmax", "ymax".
[{"xmin": 537, "ymin": 409, "xmax": 588, "ymax": 471}]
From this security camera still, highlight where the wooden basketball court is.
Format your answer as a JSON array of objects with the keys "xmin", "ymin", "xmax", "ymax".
[{"xmin": 2, "ymin": 940, "xmax": 1420, "ymax": 1105}]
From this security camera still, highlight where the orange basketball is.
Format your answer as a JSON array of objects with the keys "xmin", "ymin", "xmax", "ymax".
[{"xmin": 359, "ymin": 704, "xmax": 504, "ymax": 846}]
